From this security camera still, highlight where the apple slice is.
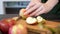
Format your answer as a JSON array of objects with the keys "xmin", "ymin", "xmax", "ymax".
[
  {"xmin": 26, "ymin": 17, "xmax": 37, "ymax": 24},
  {"xmin": 37, "ymin": 16, "xmax": 45, "ymax": 23},
  {"xmin": 37, "ymin": 16, "xmax": 45, "ymax": 29},
  {"xmin": 19, "ymin": 9, "xmax": 29, "ymax": 19}
]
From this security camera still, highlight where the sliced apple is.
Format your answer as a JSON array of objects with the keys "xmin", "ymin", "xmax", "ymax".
[
  {"xmin": 26, "ymin": 17, "xmax": 37, "ymax": 24},
  {"xmin": 37, "ymin": 16, "xmax": 45, "ymax": 23}
]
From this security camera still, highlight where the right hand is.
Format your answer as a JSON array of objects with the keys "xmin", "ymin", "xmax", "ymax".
[
  {"xmin": 24, "ymin": 0, "xmax": 54, "ymax": 16},
  {"xmin": 24, "ymin": 0, "xmax": 43, "ymax": 16}
]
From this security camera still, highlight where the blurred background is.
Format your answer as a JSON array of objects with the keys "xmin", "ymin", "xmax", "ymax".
[{"xmin": 0, "ymin": 0, "xmax": 30, "ymax": 14}]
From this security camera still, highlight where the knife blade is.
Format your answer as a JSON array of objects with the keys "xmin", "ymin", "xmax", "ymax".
[{"xmin": 17, "ymin": 16, "xmax": 22, "ymax": 21}]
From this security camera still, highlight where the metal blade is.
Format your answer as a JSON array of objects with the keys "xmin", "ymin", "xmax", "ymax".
[{"xmin": 17, "ymin": 16, "xmax": 22, "ymax": 21}]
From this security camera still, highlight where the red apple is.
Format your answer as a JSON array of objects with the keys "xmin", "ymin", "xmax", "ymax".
[
  {"xmin": 1, "ymin": 19, "xmax": 16, "ymax": 27},
  {"xmin": 0, "ymin": 20, "xmax": 9, "ymax": 33},
  {"xmin": 0, "ymin": 18, "xmax": 16, "ymax": 33},
  {"xmin": 9, "ymin": 24, "xmax": 27, "ymax": 34}
]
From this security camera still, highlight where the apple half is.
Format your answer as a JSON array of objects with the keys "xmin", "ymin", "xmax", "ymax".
[
  {"xmin": 26, "ymin": 16, "xmax": 45, "ymax": 24},
  {"xmin": 37, "ymin": 16, "xmax": 45, "ymax": 23},
  {"xmin": 36, "ymin": 16, "xmax": 45, "ymax": 29},
  {"xmin": 26, "ymin": 17, "xmax": 37, "ymax": 24}
]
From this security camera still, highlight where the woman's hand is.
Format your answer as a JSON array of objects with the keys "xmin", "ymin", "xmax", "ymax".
[
  {"xmin": 26, "ymin": 0, "xmax": 41, "ymax": 10},
  {"xmin": 24, "ymin": 2, "xmax": 49, "ymax": 16},
  {"xmin": 24, "ymin": 0, "xmax": 44, "ymax": 16}
]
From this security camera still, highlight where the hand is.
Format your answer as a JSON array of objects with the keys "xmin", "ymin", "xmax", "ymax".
[
  {"xmin": 24, "ymin": 0, "xmax": 43, "ymax": 16},
  {"xmin": 26, "ymin": 0, "xmax": 41, "ymax": 10},
  {"xmin": 24, "ymin": 4, "xmax": 48, "ymax": 16},
  {"xmin": 24, "ymin": 0, "xmax": 53, "ymax": 16}
]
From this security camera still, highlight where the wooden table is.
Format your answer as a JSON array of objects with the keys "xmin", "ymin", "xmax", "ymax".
[{"xmin": 16, "ymin": 19, "xmax": 60, "ymax": 34}]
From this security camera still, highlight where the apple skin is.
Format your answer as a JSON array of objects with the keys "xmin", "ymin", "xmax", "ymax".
[
  {"xmin": 9, "ymin": 24, "xmax": 27, "ymax": 34},
  {"xmin": 0, "ymin": 19, "xmax": 16, "ymax": 33},
  {"xmin": 1, "ymin": 19, "xmax": 16, "ymax": 27},
  {"xmin": 0, "ymin": 20, "xmax": 9, "ymax": 33}
]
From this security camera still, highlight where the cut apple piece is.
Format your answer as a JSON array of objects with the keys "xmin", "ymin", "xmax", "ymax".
[
  {"xmin": 26, "ymin": 17, "xmax": 37, "ymax": 24},
  {"xmin": 37, "ymin": 16, "xmax": 43, "ymax": 23},
  {"xmin": 19, "ymin": 9, "xmax": 29, "ymax": 19},
  {"xmin": 37, "ymin": 16, "xmax": 45, "ymax": 23}
]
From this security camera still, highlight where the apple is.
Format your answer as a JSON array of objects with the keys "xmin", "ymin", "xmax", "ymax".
[
  {"xmin": 26, "ymin": 16, "xmax": 45, "ymax": 24},
  {"xmin": 36, "ymin": 16, "xmax": 45, "ymax": 29},
  {"xmin": 36, "ymin": 16, "xmax": 45, "ymax": 23},
  {"xmin": 26, "ymin": 17, "xmax": 37, "ymax": 24},
  {"xmin": 0, "ymin": 20, "xmax": 9, "ymax": 33},
  {"xmin": 9, "ymin": 24, "xmax": 27, "ymax": 34},
  {"xmin": 1, "ymin": 19, "xmax": 16, "ymax": 27},
  {"xmin": 19, "ymin": 9, "xmax": 29, "ymax": 19},
  {"xmin": 0, "ymin": 19, "xmax": 16, "ymax": 33}
]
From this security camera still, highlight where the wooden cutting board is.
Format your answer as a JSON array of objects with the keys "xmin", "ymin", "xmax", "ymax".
[{"xmin": 16, "ymin": 19, "xmax": 60, "ymax": 34}]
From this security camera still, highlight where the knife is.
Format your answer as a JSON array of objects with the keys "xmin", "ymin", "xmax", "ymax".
[{"xmin": 16, "ymin": 16, "xmax": 22, "ymax": 21}]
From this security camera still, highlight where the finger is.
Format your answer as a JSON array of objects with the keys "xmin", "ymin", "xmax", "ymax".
[
  {"xmin": 24, "ymin": 4, "xmax": 40, "ymax": 15},
  {"xmin": 35, "ymin": 9, "xmax": 45, "ymax": 16},
  {"xmin": 26, "ymin": 2, "xmax": 35, "ymax": 10},
  {"xmin": 29, "ymin": 5, "xmax": 43, "ymax": 16},
  {"xmin": 35, "ymin": 6, "xmax": 46, "ymax": 16}
]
